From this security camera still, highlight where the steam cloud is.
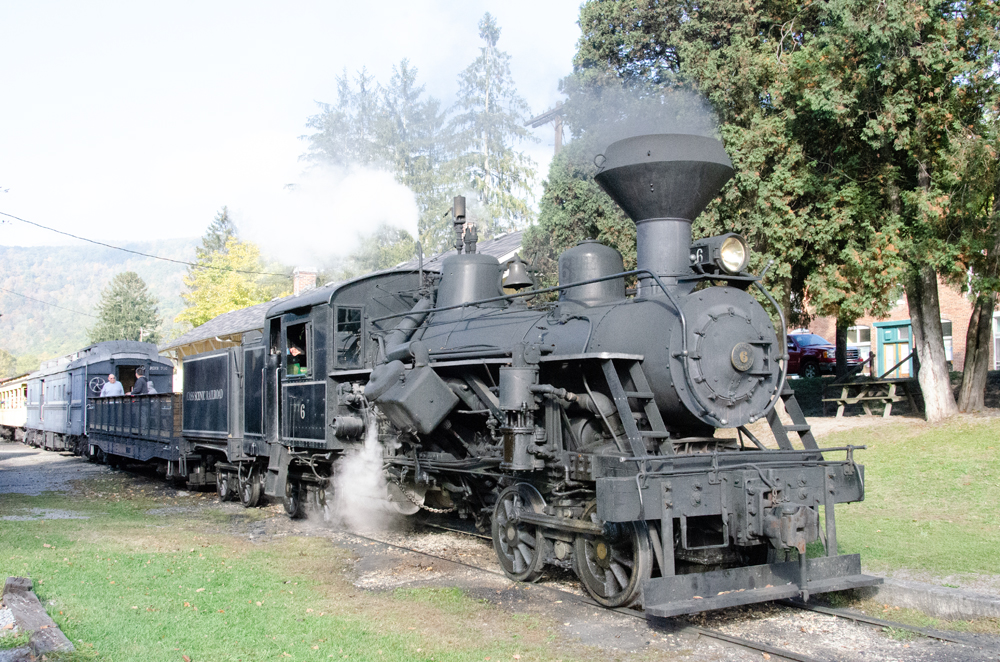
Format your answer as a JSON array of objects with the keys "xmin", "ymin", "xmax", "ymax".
[
  {"xmin": 564, "ymin": 84, "xmax": 720, "ymax": 149},
  {"xmin": 322, "ymin": 411, "xmax": 401, "ymax": 532},
  {"xmin": 234, "ymin": 164, "xmax": 420, "ymax": 268}
]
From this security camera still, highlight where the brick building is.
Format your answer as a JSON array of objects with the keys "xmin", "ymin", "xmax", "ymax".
[{"xmin": 806, "ymin": 277, "xmax": 998, "ymax": 377}]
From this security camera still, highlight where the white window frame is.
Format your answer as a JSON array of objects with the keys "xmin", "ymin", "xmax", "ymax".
[{"xmin": 940, "ymin": 319, "xmax": 953, "ymax": 363}]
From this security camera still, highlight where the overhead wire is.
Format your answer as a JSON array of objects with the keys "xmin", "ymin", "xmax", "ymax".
[
  {"xmin": 0, "ymin": 210, "xmax": 292, "ymax": 278},
  {"xmin": 0, "ymin": 286, "xmax": 97, "ymax": 318}
]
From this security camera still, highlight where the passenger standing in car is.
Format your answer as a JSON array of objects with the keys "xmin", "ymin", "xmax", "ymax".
[
  {"xmin": 100, "ymin": 374, "xmax": 124, "ymax": 397},
  {"xmin": 129, "ymin": 367, "xmax": 148, "ymax": 395}
]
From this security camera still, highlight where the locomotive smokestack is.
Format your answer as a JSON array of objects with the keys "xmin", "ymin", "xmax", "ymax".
[{"xmin": 594, "ymin": 134, "xmax": 734, "ymax": 296}]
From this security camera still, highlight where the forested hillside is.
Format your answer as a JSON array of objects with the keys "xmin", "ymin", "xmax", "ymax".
[{"xmin": 0, "ymin": 239, "xmax": 195, "ymax": 366}]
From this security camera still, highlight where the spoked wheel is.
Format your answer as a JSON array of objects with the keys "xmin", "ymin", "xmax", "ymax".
[
  {"xmin": 239, "ymin": 467, "xmax": 261, "ymax": 508},
  {"xmin": 491, "ymin": 483, "xmax": 547, "ymax": 583},
  {"xmin": 217, "ymin": 472, "xmax": 233, "ymax": 502},
  {"xmin": 318, "ymin": 486, "xmax": 333, "ymax": 523},
  {"xmin": 283, "ymin": 479, "xmax": 304, "ymax": 519},
  {"xmin": 574, "ymin": 502, "xmax": 653, "ymax": 607}
]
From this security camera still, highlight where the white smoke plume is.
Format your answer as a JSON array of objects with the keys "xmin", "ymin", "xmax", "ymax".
[
  {"xmin": 323, "ymin": 411, "xmax": 402, "ymax": 532},
  {"xmin": 563, "ymin": 84, "xmax": 720, "ymax": 148},
  {"xmin": 233, "ymin": 163, "xmax": 420, "ymax": 268}
]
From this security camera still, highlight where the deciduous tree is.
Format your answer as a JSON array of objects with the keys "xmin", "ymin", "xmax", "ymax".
[{"xmin": 176, "ymin": 238, "xmax": 288, "ymax": 328}]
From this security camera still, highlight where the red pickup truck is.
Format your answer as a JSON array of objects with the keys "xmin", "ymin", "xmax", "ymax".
[{"xmin": 786, "ymin": 333, "xmax": 862, "ymax": 378}]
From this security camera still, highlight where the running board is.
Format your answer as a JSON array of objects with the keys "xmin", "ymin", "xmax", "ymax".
[{"xmin": 642, "ymin": 554, "xmax": 881, "ymax": 618}]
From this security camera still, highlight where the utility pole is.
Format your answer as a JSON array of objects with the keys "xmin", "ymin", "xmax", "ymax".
[{"xmin": 526, "ymin": 102, "xmax": 564, "ymax": 155}]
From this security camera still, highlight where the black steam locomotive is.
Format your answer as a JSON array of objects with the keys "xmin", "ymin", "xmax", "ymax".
[{"xmin": 81, "ymin": 132, "xmax": 878, "ymax": 617}]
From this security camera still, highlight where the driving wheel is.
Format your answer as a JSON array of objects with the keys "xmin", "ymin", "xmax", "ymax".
[
  {"xmin": 217, "ymin": 472, "xmax": 233, "ymax": 501},
  {"xmin": 283, "ymin": 479, "xmax": 304, "ymax": 519},
  {"xmin": 491, "ymin": 483, "xmax": 546, "ymax": 583},
  {"xmin": 239, "ymin": 467, "xmax": 261, "ymax": 508},
  {"xmin": 574, "ymin": 502, "xmax": 652, "ymax": 607}
]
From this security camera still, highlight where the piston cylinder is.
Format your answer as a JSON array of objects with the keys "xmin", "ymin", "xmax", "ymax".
[{"xmin": 499, "ymin": 352, "xmax": 541, "ymax": 471}]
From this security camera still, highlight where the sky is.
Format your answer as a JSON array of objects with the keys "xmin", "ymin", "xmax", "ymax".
[{"xmin": 0, "ymin": 1, "xmax": 584, "ymax": 263}]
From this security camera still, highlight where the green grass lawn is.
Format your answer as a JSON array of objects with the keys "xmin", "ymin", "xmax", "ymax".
[
  {"xmin": 822, "ymin": 416, "xmax": 1000, "ymax": 578},
  {"xmin": 0, "ymin": 476, "xmax": 632, "ymax": 662}
]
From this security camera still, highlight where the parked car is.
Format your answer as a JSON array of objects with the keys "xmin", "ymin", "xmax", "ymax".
[{"xmin": 787, "ymin": 332, "xmax": 863, "ymax": 378}]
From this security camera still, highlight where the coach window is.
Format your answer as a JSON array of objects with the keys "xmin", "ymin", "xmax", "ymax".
[
  {"xmin": 286, "ymin": 322, "xmax": 309, "ymax": 376},
  {"xmin": 336, "ymin": 307, "xmax": 364, "ymax": 369}
]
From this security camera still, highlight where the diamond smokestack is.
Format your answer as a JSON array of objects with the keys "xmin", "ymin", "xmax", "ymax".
[{"xmin": 594, "ymin": 134, "xmax": 734, "ymax": 296}]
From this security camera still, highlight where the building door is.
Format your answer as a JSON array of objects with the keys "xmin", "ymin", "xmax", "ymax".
[{"xmin": 877, "ymin": 322, "xmax": 912, "ymax": 378}]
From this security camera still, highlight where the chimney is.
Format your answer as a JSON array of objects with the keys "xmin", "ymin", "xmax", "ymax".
[
  {"xmin": 293, "ymin": 267, "xmax": 318, "ymax": 296},
  {"xmin": 594, "ymin": 134, "xmax": 734, "ymax": 297}
]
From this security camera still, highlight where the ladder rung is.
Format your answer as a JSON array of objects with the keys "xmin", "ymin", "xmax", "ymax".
[
  {"xmin": 784, "ymin": 425, "xmax": 812, "ymax": 433},
  {"xmin": 640, "ymin": 431, "xmax": 670, "ymax": 438},
  {"xmin": 625, "ymin": 391, "xmax": 655, "ymax": 399}
]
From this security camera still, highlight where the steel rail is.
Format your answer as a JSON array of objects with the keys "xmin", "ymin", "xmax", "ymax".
[
  {"xmin": 778, "ymin": 599, "xmax": 985, "ymax": 647},
  {"xmin": 422, "ymin": 523, "xmax": 988, "ymax": 651},
  {"xmin": 338, "ymin": 528, "xmax": 828, "ymax": 662}
]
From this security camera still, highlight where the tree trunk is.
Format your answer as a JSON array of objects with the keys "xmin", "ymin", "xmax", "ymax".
[
  {"xmin": 904, "ymin": 264, "xmax": 958, "ymax": 422},
  {"xmin": 835, "ymin": 319, "xmax": 849, "ymax": 378},
  {"xmin": 957, "ymin": 293, "xmax": 996, "ymax": 412},
  {"xmin": 958, "ymin": 187, "xmax": 1000, "ymax": 412}
]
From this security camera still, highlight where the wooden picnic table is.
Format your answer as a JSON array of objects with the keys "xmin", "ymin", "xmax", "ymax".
[{"xmin": 822, "ymin": 378, "xmax": 919, "ymax": 418}]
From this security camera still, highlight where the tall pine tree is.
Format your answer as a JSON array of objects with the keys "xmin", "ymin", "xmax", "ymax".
[
  {"xmin": 448, "ymin": 13, "xmax": 537, "ymax": 238},
  {"xmin": 88, "ymin": 272, "xmax": 162, "ymax": 344}
]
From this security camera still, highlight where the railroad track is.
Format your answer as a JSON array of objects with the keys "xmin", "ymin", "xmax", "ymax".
[
  {"xmin": 340, "ymin": 527, "xmax": 808, "ymax": 662},
  {"xmin": 340, "ymin": 522, "xmax": 996, "ymax": 662}
]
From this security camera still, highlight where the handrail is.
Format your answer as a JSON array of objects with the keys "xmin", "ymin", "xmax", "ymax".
[
  {"xmin": 371, "ymin": 267, "xmax": 788, "ymax": 432},
  {"xmin": 368, "ymin": 268, "xmax": 691, "ymax": 324}
]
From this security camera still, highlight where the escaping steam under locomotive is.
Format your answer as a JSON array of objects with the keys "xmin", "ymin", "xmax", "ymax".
[{"xmin": 22, "ymin": 132, "xmax": 881, "ymax": 617}]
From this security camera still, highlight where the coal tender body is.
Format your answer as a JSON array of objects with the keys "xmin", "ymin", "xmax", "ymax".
[{"xmin": 270, "ymin": 133, "xmax": 879, "ymax": 617}]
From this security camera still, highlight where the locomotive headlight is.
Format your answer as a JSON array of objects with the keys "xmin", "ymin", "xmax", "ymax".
[
  {"xmin": 690, "ymin": 233, "xmax": 750, "ymax": 275},
  {"xmin": 719, "ymin": 236, "xmax": 748, "ymax": 274}
]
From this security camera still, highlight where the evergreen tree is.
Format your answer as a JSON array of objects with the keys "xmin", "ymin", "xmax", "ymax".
[
  {"xmin": 196, "ymin": 207, "xmax": 238, "ymax": 261},
  {"xmin": 88, "ymin": 271, "xmax": 162, "ymax": 344},
  {"xmin": 304, "ymin": 61, "xmax": 455, "ymax": 260},
  {"xmin": 304, "ymin": 68, "xmax": 385, "ymax": 168},
  {"xmin": 537, "ymin": 0, "xmax": 1000, "ymax": 420},
  {"xmin": 382, "ymin": 61, "xmax": 455, "ymax": 253},
  {"xmin": 449, "ymin": 13, "xmax": 537, "ymax": 238}
]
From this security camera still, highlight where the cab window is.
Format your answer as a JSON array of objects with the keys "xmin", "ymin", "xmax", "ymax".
[
  {"xmin": 286, "ymin": 322, "xmax": 309, "ymax": 376},
  {"xmin": 336, "ymin": 307, "xmax": 363, "ymax": 368}
]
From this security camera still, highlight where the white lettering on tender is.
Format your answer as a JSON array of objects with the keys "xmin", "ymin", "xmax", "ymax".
[{"xmin": 186, "ymin": 389, "xmax": 225, "ymax": 401}]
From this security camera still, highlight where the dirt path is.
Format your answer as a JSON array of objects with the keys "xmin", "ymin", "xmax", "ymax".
[{"xmin": 0, "ymin": 442, "xmax": 111, "ymax": 495}]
